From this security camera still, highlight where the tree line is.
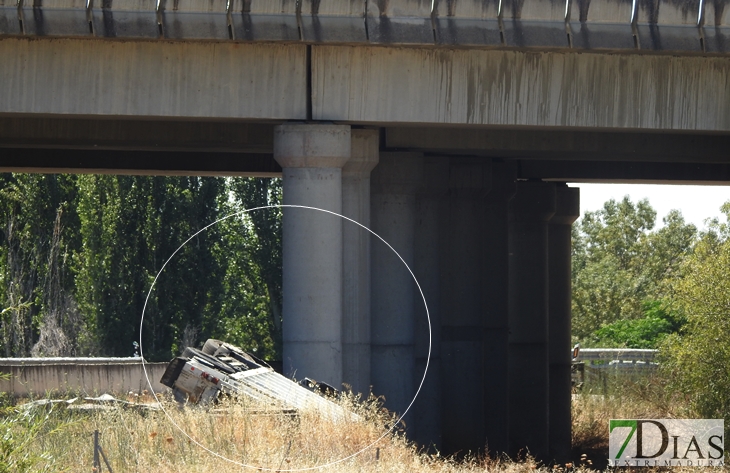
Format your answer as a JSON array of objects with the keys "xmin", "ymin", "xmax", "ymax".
[
  {"xmin": 0, "ymin": 174, "xmax": 282, "ymax": 362},
  {"xmin": 572, "ymin": 196, "xmax": 729, "ymax": 349},
  {"xmin": 572, "ymin": 195, "xmax": 730, "ymax": 429}
]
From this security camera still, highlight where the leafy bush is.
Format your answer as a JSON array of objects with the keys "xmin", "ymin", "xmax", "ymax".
[
  {"xmin": 591, "ymin": 300, "xmax": 685, "ymax": 349},
  {"xmin": 660, "ymin": 230, "xmax": 730, "ymax": 441}
]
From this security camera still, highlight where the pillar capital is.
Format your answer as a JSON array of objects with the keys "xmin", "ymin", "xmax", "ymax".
[
  {"xmin": 343, "ymin": 129, "xmax": 379, "ymax": 176},
  {"xmin": 274, "ymin": 123, "xmax": 351, "ymax": 169},
  {"xmin": 509, "ymin": 180, "xmax": 556, "ymax": 222},
  {"xmin": 550, "ymin": 184, "xmax": 580, "ymax": 226}
]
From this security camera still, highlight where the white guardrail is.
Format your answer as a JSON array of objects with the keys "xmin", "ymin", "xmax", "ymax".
[
  {"xmin": 571, "ymin": 348, "xmax": 659, "ymax": 390},
  {"xmin": 574, "ymin": 348, "xmax": 658, "ymax": 365}
]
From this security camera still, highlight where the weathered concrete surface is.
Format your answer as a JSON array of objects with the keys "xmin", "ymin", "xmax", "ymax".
[
  {"xmin": 0, "ymin": 118, "xmax": 275, "ymax": 153},
  {"xmin": 385, "ymin": 128, "xmax": 730, "ymax": 163},
  {"xmin": 548, "ymin": 185, "xmax": 580, "ymax": 463},
  {"xmin": 275, "ymin": 124, "xmax": 350, "ymax": 387},
  {"xmin": 481, "ymin": 161, "xmax": 516, "ymax": 456},
  {"xmin": 508, "ymin": 181, "xmax": 556, "ymax": 461},
  {"xmin": 0, "ymin": 38, "xmax": 306, "ymax": 119},
  {"xmin": 2, "ymin": 38, "xmax": 728, "ymax": 130},
  {"xmin": 0, "ymin": 358, "xmax": 168, "ymax": 396},
  {"xmin": 370, "ymin": 152, "xmax": 423, "ymax": 423},
  {"xmin": 341, "ymin": 129, "xmax": 379, "ymax": 396},
  {"xmin": 412, "ymin": 156, "xmax": 448, "ymax": 451},
  {"xmin": 440, "ymin": 158, "xmax": 491, "ymax": 453},
  {"xmin": 0, "ymin": 148, "xmax": 282, "ymax": 176},
  {"xmin": 312, "ymin": 46, "xmax": 730, "ymax": 131}
]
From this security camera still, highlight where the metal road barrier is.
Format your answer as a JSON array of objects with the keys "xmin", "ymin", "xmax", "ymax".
[
  {"xmin": 574, "ymin": 348, "xmax": 658, "ymax": 364},
  {"xmin": 0, "ymin": 0, "xmax": 727, "ymax": 53},
  {"xmin": 572, "ymin": 348, "xmax": 659, "ymax": 391}
]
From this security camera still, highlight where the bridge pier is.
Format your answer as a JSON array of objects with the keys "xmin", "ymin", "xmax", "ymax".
[
  {"xmin": 276, "ymin": 138, "xmax": 580, "ymax": 458},
  {"xmin": 274, "ymin": 123, "xmax": 350, "ymax": 387},
  {"xmin": 412, "ymin": 156, "xmax": 448, "ymax": 450},
  {"xmin": 342, "ymin": 129, "xmax": 379, "ymax": 396},
  {"xmin": 508, "ymin": 181, "xmax": 556, "ymax": 461},
  {"xmin": 441, "ymin": 158, "xmax": 492, "ymax": 453},
  {"xmin": 370, "ymin": 152, "xmax": 423, "ymax": 426},
  {"xmin": 482, "ymin": 162, "xmax": 517, "ymax": 455},
  {"xmin": 548, "ymin": 185, "xmax": 580, "ymax": 462}
]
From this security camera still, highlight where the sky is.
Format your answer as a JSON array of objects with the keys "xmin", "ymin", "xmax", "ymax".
[{"xmin": 573, "ymin": 183, "xmax": 730, "ymax": 230}]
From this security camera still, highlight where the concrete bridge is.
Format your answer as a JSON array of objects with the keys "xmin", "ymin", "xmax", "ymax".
[{"xmin": 1, "ymin": 0, "xmax": 730, "ymax": 462}]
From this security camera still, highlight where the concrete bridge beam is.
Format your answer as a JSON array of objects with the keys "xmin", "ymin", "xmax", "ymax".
[
  {"xmin": 370, "ymin": 152, "xmax": 424, "ymax": 424},
  {"xmin": 508, "ymin": 180, "xmax": 557, "ymax": 461},
  {"xmin": 548, "ymin": 185, "xmax": 580, "ymax": 463},
  {"xmin": 274, "ymin": 123, "xmax": 351, "ymax": 387},
  {"xmin": 341, "ymin": 129, "xmax": 379, "ymax": 396}
]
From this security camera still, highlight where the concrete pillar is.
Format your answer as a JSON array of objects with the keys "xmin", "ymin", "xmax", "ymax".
[
  {"xmin": 370, "ymin": 152, "xmax": 423, "ymax": 421},
  {"xmin": 548, "ymin": 185, "xmax": 580, "ymax": 463},
  {"xmin": 441, "ymin": 158, "xmax": 492, "ymax": 454},
  {"xmin": 412, "ymin": 156, "xmax": 449, "ymax": 450},
  {"xmin": 482, "ymin": 161, "xmax": 517, "ymax": 456},
  {"xmin": 341, "ymin": 129, "xmax": 379, "ymax": 396},
  {"xmin": 274, "ymin": 123, "xmax": 351, "ymax": 387},
  {"xmin": 508, "ymin": 180, "xmax": 556, "ymax": 461}
]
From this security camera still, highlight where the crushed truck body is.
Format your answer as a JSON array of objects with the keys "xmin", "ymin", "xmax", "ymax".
[{"xmin": 160, "ymin": 339, "xmax": 353, "ymax": 422}]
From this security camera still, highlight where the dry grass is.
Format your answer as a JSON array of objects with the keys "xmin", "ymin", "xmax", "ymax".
[
  {"xmin": 15, "ymin": 377, "xmax": 729, "ymax": 472},
  {"xmin": 569, "ymin": 370, "xmax": 720, "ymax": 471},
  {"xmin": 22, "ymin": 392, "xmax": 549, "ymax": 473}
]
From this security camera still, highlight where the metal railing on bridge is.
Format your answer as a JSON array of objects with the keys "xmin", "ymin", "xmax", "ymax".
[{"xmin": 1, "ymin": 0, "xmax": 727, "ymax": 53}]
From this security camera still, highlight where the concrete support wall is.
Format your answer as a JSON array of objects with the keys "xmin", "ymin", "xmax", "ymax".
[
  {"xmin": 341, "ymin": 129, "xmax": 379, "ymax": 396},
  {"xmin": 412, "ymin": 156, "xmax": 449, "ymax": 450},
  {"xmin": 274, "ymin": 123, "xmax": 351, "ymax": 387},
  {"xmin": 508, "ymin": 181, "xmax": 556, "ymax": 461},
  {"xmin": 0, "ymin": 359, "xmax": 168, "ymax": 396},
  {"xmin": 441, "ymin": 158, "xmax": 492, "ymax": 453},
  {"xmin": 548, "ymin": 185, "xmax": 580, "ymax": 462},
  {"xmin": 370, "ymin": 152, "xmax": 423, "ymax": 422},
  {"xmin": 482, "ymin": 162, "xmax": 516, "ymax": 455}
]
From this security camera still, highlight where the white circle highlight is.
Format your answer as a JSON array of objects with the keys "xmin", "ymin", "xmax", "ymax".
[{"xmin": 140, "ymin": 204, "xmax": 431, "ymax": 471}]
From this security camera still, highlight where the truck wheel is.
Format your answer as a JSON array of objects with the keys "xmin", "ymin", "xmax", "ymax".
[{"xmin": 201, "ymin": 339, "xmax": 224, "ymax": 355}]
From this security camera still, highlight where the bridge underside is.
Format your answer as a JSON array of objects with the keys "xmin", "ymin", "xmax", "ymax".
[
  {"xmin": 1, "ymin": 28, "xmax": 729, "ymax": 463},
  {"xmin": 3, "ymin": 117, "xmax": 730, "ymax": 182}
]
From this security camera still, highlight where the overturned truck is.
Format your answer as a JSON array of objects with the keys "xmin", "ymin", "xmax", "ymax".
[{"xmin": 160, "ymin": 339, "xmax": 350, "ymax": 421}]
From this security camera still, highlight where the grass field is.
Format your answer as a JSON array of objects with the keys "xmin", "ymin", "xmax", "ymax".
[{"xmin": 2, "ymin": 375, "xmax": 727, "ymax": 472}]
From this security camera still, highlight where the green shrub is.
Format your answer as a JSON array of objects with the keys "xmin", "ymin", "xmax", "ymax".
[
  {"xmin": 591, "ymin": 300, "xmax": 685, "ymax": 349},
  {"xmin": 660, "ymin": 233, "xmax": 730, "ymax": 443}
]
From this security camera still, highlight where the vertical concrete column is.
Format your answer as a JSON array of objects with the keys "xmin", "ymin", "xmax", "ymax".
[
  {"xmin": 412, "ymin": 156, "xmax": 449, "ymax": 450},
  {"xmin": 508, "ymin": 180, "xmax": 556, "ymax": 461},
  {"xmin": 274, "ymin": 123, "xmax": 351, "ymax": 387},
  {"xmin": 370, "ymin": 152, "xmax": 424, "ymax": 421},
  {"xmin": 482, "ymin": 161, "xmax": 517, "ymax": 456},
  {"xmin": 441, "ymin": 158, "xmax": 492, "ymax": 454},
  {"xmin": 548, "ymin": 184, "xmax": 580, "ymax": 463},
  {"xmin": 341, "ymin": 129, "xmax": 379, "ymax": 396}
]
